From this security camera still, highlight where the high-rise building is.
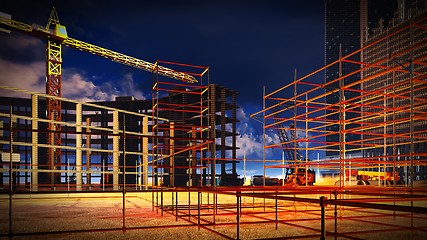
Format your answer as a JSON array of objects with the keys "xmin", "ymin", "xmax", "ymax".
[
  {"xmin": 325, "ymin": 0, "xmax": 427, "ymax": 181},
  {"xmin": 325, "ymin": 0, "xmax": 399, "ymax": 155},
  {"xmin": 361, "ymin": 1, "xmax": 427, "ymax": 181}
]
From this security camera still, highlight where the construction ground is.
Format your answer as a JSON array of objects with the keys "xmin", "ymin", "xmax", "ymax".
[
  {"xmin": 1, "ymin": 187, "xmax": 427, "ymax": 240},
  {"xmin": 1, "ymin": 5, "xmax": 427, "ymax": 240}
]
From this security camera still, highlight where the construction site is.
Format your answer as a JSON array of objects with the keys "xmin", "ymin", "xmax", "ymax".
[{"xmin": 1, "ymin": 2, "xmax": 427, "ymax": 240}]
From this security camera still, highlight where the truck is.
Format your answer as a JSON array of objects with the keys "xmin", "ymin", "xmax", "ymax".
[
  {"xmin": 251, "ymin": 167, "xmax": 315, "ymax": 186},
  {"xmin": 345, "ymin": 169, "xmax": 402, "ymax": 185},
  {"xmin": 284, "ymin": 167, "xmax": 316, "ymax": 186}
]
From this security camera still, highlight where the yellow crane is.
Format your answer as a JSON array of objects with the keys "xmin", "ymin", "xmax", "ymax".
[
  {"xmin": 0, "ymin": 8, "xmax": 198, "ymax": 83},
  {"xmin": 0, "ymin": 7, "xmax": 198, "ymax": 187}
]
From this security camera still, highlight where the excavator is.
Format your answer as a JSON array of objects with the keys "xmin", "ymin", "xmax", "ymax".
[
  {"xmin": 277, "ymin": 122, "xmax": 315, "ymax": 186},
  {"xmin": 250, "ymin": 120, "xmax": 315, "ymax": 186}
]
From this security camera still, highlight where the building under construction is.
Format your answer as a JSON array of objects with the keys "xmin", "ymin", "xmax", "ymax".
[
  {"xmin": 2, "ymin": 3, "xmax": 427, "ymax": 240},
  {"xmin": 0, "ymin": 80, "xmax": 239, "ymax": 190},
  {"xmin": 254, "ymin": 5, "xmax": 427, "ymax": 187},
  {"xmin": 0, "ymin": 8, "xmax": 240, "ymax": 191},
  {"xmin": 360, "ymin": 5, "xmax": 427, "ymax": 179}
]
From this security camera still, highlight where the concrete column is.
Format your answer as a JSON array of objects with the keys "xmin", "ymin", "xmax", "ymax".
[
  {"xmin": 113, "ymin": 111, "xmax": 119, "ymax": 190},
  {"xmin": 76, "ymin": 103, "xmax": 82, "ymax": 191},
  {"xmin": 31, "ymin": 95, "xmax": 38, "ymax": 191},
  {"xmin": 142, "ymin": 117, "xmax": 148, "ymax": 190}
]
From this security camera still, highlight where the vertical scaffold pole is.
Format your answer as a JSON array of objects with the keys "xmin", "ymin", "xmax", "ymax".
[
  {"xmin": 172, "ymin": 187, "xmax": 174, "ymax": 216},
  {"xmin": 113, "ymin": 111, "xmax": 119, "ymax": 191},
  {"xmin": 334, "ymin": 191, "xmax": 338, "ymax": 239},
  {"xmin": 409, "ymin": 16, "xmax": 414, "ymax": 227},
  {"xmin": 76, "ymin": 103, "xmax": 82, "ymax": 191},
  {"xmin": 175, "ymin": 189, "xmax": 178, "ymax": 221},
  {"xmin": 338, "ymin": 43, "xmax": 344, "ymax": 188},
  {"xmin": 161, "ymin": 187, "xmax": 163, "ymax": 216},
  {"xmin": 31, "ymin": 95, "xmax": 38, "ymax": 191},
  {"xmin": 122, "ymin": 115, "xmax": 126, "ymax": 231},
  {"xmin": 293, "ymin": 69, "xmax": 297, "ymax": 174},
  {"xmin": 275, "ymin": 188, "xmax": 278, "ymax": 230},
  {"xmin": 198, "ymin": 187, "xmax": 201, "ymax": 230},
  {"xmin": 142, "ymin": 117, "xmax": 148, "ymax": 190},
  {"xmin": 86, "ymin": 118, "xmax": 91, "ymax": 189},
  {"xmin": 263, "ymin": 86, "xmax": 266, "ymax": 187},
  {"xmin": 409, "ymin": 13, "xmax": 414, "ymax": 193},
  {"xmin": 262, "ymin": 86, "xmax": 266, "ymax": 211},
  {"xmin": 305, "ymin": 93, "xmax": 308, "ymax": 186},
  {"xmin": 320, "ymin": 196, "xmax": 327, "ymax": 240},
  {"xmin": 236, "ymin": 191, "xmax": 240, "ymax": 240},
  {"xmin": 188, "ymin": 190, "xmax": 191, "ymax": 220},
  {"xmin": 9, "ymin": 106, "xmax": 13, "ymax": 238}
]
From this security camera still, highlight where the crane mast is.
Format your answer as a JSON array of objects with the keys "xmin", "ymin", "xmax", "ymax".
[
  {"xmin": 0, "ymin": 7, "xmax": 198, "ymax": 188},
  {"xmin": 45, "ymin": 9, "xmax": 63, "ymax": 185}
]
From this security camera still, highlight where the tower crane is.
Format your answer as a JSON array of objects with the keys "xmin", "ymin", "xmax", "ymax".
[{"xmin": 0, "ymin": 7, "xmax": 198, "ymax": 186}]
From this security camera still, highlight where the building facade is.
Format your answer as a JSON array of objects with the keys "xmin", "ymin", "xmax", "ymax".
[
  {"xmin": 361, "ymin": 2, "xmax": 427, "ymax": 181},
  {"xmin": 0, "ymin": 83, "xmax": 239, "ymax": 191},
  {"xmin": 324, "ymin": 0, "xmax": 399, "ymax": 155}
]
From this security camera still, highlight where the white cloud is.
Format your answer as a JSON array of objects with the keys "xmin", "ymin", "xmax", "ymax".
[
  {"xmin": 62, "ymin": 71, "xmax": 111, "ymax": 102},
  {"xmin": 232, "ymin": 106, "xmax": 287, "ymax": 160},
  {"xmin": 0, "ymin": 58, "xmax": 147, "ymax": 102},
  {"xmin": 0, "ymin": 34, "xmax": 147, "ymax": 101},
  {"xmin": 236, "ymin": 132, "xmax": 264, "ymax": 158},
  {"xmin": 2, "ymin": 34, "xmax": 43, "ymax": 50},
  {"xmin": 117, "ymin": 73, "xmax": 145, "ymax": 100},
  {"xmin": 233, "ymin": 107, "xmax": 275, "ymax": 159},
  {"xmin": 237, "ymin": 107, "xmax": 247, "ymax": 121},
  {"xmin": 265, "ymin": 132, "xmax": 280, "ymax": 145},
  {"xmin": 0, "ymin": 58, "xmax": 45, "ymax": 97}
]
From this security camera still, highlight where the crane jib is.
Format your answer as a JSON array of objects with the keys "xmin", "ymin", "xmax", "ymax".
[{"xmin": 0, "ymin": 13, "xmax": 198, "ymax": 84}]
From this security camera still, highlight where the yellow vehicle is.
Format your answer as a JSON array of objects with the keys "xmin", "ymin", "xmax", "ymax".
[{"xmin": 345, "ymin": 169, "xmax": 401, "ymax": 185}]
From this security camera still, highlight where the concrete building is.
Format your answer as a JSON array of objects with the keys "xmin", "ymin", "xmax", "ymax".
[{"xmin": 0, "ymin": 83, "xmax": 239, "ymax": 191}]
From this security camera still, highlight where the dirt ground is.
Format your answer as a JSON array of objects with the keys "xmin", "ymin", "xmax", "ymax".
[{"xmin": 1, "ymin": 192, "xmax": 427, "ymax": 239}]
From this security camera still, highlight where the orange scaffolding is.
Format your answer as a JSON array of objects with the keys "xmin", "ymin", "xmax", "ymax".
[
  {"xmin": 252, "ymin": 12, "xmax": 427, "ymax": 189},
  {"xmin": 151, "ymin": 60, "xmax": 211, "ymax": 187}
]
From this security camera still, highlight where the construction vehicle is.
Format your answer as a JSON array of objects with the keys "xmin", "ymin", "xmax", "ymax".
[
  {"xmin": 250, "ymin": 170, "xmax": 315, "ymax": 186},
  {"xmin": 251, "ymin": 175, "xmax": 281, "ymax": 186},
  {"xmin": 219, "ymin": 173, "xmax": 244, "ymax": 186},
  {"xmin": 345, "ymin": 169, "xmax": 402, "ymax": 185},
  {"xmin": 283, "ymin": 167, "xmax": 316, "ymax": 186},
  {"xmin": 277, "ymin": 122, "xmax": 315, "ymax": 186}
]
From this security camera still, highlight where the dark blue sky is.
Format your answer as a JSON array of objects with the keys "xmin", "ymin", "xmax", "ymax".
[
  {"xmin": 1, "ymin": 0, "xmax": 324, "ymax": 104},
  {"xmin": 0, "ymin": 0, "xmax": 325, "ymax": 177}
]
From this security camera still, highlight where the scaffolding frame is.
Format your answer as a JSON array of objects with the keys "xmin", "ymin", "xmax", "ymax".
[
  {"xmin": 1, "ymin": 8, "xmax": 427, "ymax": 240},
  {"xmin": 251, "ymin": 13, "xmax": 427, "ymax": 189},
  {"xmin": 151, "ymin": 60, "xmax": 211, "ymax": 188},
  {"xmin": 2, "ymin": 187, "xmax": 427, "ymax": 239},
  {"xmin": 0, "ymin": 86, "xmax": 162, "ymax": 191}
]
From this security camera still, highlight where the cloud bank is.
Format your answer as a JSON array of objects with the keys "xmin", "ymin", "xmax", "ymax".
[
  {"xmin": 0, "ymin": 58, "xmax": 147, "ymax": 102},
  {"xmin": 234, "ymin": 107, "xmax": 281, "ymax": 160}
]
